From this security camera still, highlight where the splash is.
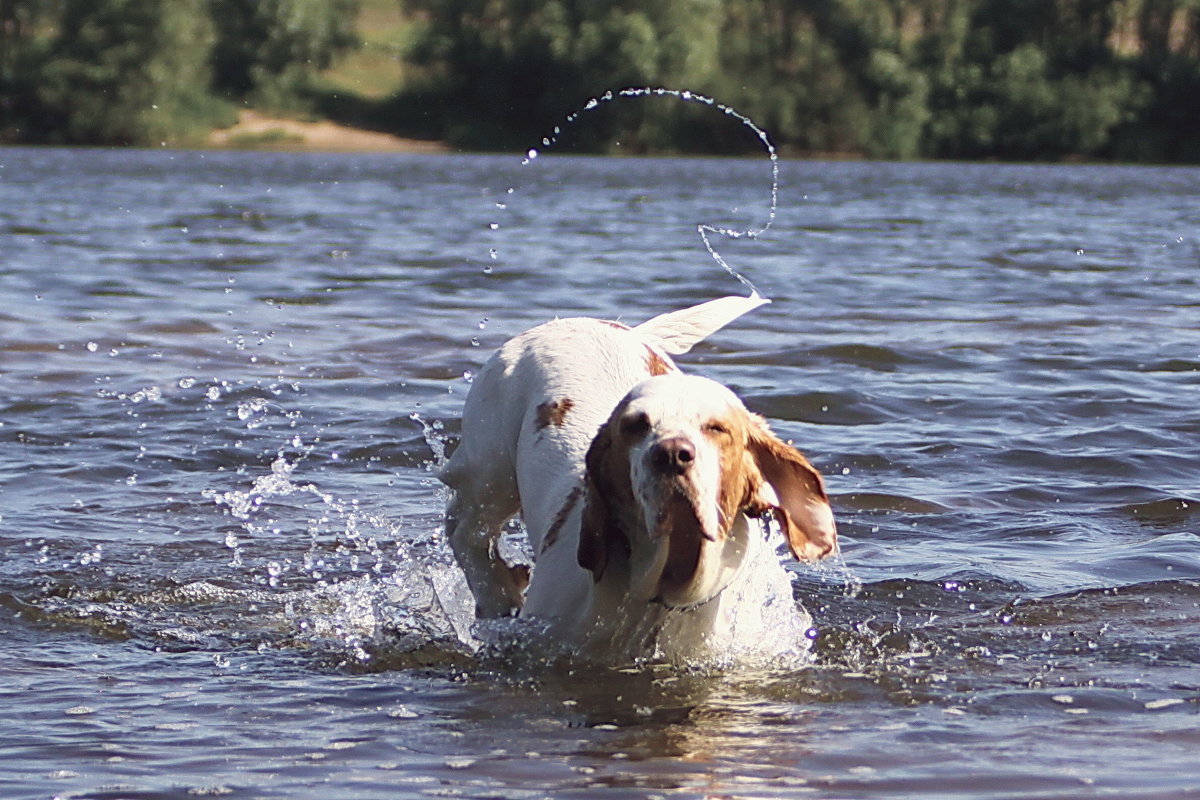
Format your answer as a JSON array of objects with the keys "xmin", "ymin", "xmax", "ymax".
[
  {"xmin": 408, "ymin": 410, "xmax": 448, "ymax": 470},
  {"xmin": 202, "ymin": 454, "xmax": 477, "ymax": 663},
  {"xmin": 193, "ymin": 390, "xmax": 478, "ymax": 665},
  {"xmin": 515, "ymin": 86, "xmax": 779, "ymax": 299}
]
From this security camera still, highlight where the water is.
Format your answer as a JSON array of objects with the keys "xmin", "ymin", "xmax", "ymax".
[{"xmin": 1, "ymin": 148, "xmax": 1198, "ymax": 798}]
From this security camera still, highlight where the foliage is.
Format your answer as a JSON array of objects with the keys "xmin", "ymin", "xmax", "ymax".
[
  {"xmin": 1, "ymin": 0, "xmax": 1198, "ymax": 160},
  {"xmin": 31, "ymin": 0, "xmax": 225, "ymax": 144},
  {"xmin": 0, "ymin": 0, "xmax": 359, "ymax": 145},
  {"xmin": 209, "ymin": 0, "xmax": 360, "ymax": 109},
  {"xmin": 395, "ymin": 0, "xmax": 1200, "ymax": 161}
]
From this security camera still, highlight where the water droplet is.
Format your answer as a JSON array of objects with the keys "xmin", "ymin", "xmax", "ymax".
[
  {"xmin": 86, "ymin": 341, "xmax": 98, "ymax": 352},
  {"xmin": 388, "ymin": 705, "xmax": 420, "ymax": 719},
  {"xmin": 470, "ymin": 337, "xmax": 480, "ymax": 347},
  {"xmin": 178, "ymin": 377, "xmax": 196, "ymax": 389},
  {"xmin": 462, "ymin": 370, "xmax": 474, "ymax": 383},
  {"xmin": 488, "ymin": 248, "xmax": 498, "ymax": 260},
  {"xmin": 482, "ymin": 265, "xmax": 493, "ymax": 275},
  {"xmin": 477, "ymin": 317, "xmax": 489, "ymax": 329},
  {"xmin": 488, "ymin": 222, "xmax": 499, "ymax": 230},
  {"xmin": 237, "ymin": 396, "xmax": 269, "ymax": 422},
  {"xmin": 525, "ymin": 148, "xmax": 538, "ymax": 161}
]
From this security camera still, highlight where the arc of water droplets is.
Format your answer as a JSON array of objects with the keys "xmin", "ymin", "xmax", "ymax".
[{"xmin": 521, "ymin": 87, "xmax": 778, "ymax": 299}]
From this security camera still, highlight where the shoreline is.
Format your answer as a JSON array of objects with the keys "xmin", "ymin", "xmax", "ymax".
[{"xmin": 207, "ymin": 109, "xmax": 449, "ymax": 154}]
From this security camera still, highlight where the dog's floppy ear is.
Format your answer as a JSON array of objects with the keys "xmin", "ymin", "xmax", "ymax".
[
  {"xmin": 577, "ymin": 420, "xmax": 630, "ymax": 581},
  {"xmin": 746, "ymin": 418, "xmax": 837, "ymax": 562}
]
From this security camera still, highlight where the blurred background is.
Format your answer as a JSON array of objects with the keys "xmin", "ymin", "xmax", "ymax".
[{"xmin": 1, "ymin": 0, "xmax": 1198, "ymax": 161}]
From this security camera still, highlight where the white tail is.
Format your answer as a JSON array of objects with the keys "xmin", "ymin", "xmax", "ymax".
[{"xmin": 634, "ymin": 294, "xmax": 769, "ymax": 355}]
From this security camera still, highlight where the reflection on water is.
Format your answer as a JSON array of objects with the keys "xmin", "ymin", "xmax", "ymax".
[{"xmin": 1, "ymin": 149, "xmax": 1198, "ymax": 798}]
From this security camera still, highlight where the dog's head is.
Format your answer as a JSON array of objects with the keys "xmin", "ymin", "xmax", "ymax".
[{"xmin": 578, "ymin": 373, "xmax": 837, "ymax": 608}]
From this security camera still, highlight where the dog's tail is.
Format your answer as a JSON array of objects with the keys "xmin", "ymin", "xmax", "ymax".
[{"xmin": 633, "ymin": 294, "xmax": 769, "ymax": 355}]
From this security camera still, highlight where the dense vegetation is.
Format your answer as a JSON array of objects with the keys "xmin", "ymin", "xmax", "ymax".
[
  {"xmin": 2, "ymin": 0, "xmax": 1198, "ymax": 160},
  {"xmin": 0, "ymin": 0, "xmax": 359, "ymax": 145},
  {"xmin": 394, "ymin": 0, "xmax": 1200, "ymax": 161}
]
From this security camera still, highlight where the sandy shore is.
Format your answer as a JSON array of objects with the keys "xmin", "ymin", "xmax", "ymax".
[{"xmin": 208, "ymin": 109, "xmax": 448, "ymax": 153}]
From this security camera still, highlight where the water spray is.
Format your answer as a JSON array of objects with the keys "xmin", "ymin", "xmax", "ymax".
[{"xmin": 504, "ymin": 86, "xmax": 780, "ymax": 300}]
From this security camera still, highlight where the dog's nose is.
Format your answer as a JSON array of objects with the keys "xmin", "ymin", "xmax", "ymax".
[{"xmin": 649, "ymin": 436, "xmax": 695, "ymax": 475}]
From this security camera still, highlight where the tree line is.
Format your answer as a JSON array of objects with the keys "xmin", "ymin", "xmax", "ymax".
[
  {"xmin": 2, "ymin": 0, "xmax": 1198, "ymax": 161},
  {"xmin": 0, "ymin": 0, "xmax": 358, "ymax": 145},
  {"xmin": 394, "ymin": 0, "xmax": 1200, "ymax": 161}
]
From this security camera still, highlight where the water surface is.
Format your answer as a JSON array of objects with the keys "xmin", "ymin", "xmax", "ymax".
[{"xmin": 1, "ymin": 149, "xmax": 1198, "ymax": 798}]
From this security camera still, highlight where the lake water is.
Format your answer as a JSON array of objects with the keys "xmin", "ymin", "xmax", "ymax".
[{"xmin": 1, "ymin": 148, "xmax": 1198, "ymax": 798}]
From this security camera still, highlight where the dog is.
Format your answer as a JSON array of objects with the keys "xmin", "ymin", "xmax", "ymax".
[{"xmin": 438, "ymin": 296, "xmax": 837, "ymax": 662}]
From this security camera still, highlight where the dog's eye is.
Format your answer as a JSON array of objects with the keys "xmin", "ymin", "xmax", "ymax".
[
  {"xmin": 621, "ymin": 412, "xmax": 651, "ymax": 438},
  {"xmin": 703, "ymin": 421, "xmax": 730, "ymax": 436}
]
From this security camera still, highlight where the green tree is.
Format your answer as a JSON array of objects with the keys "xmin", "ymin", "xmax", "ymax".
[
  {"xmin": 209, "ymin": 0, "xmax": 361, "ymax": 107},
  {"xmin": 0, "ymin": 0, "xmax": 57, "ymax": 140},
  {"xmin": 397, "ymin": 0, "xmax": 735, "ymax": 151},
  {"xmin": 35, "ymin": 0, "xmax": 228, "ymax": 145}
]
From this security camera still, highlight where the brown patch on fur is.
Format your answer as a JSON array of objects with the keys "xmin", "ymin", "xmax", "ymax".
[
  {"xmin": 540, "ymin": 485, "xmax": 583, "ymax": 555},
  {"xmin": 744, "ymin": 415, "xmax": 837, "ymax": 562},
  {"xmin": 577, "ymin": 406, "xmax": 635, "ymax": 580},
  {"xmin": 698, "ymin": 412, "xmax": 764, "ymax": 543},
  {"xmin": 644, "ymin": 346, "xmax": 675, "ymax": 377},
  {"xmin": 535, "ymin": 398, "xmax": 575, "ymax": 430},
  {"xmin": 656, "ymin": 491, "xmax": 707, "ymax": 593}
]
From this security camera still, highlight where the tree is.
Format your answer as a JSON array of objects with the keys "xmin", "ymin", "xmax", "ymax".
[
  {"xmin": 0, "ymin": 0, "xmax": 57, "ymax": 140},
  {"xmin": 209, "ymin": 0, "xmax": 361, "ymax": 105},
  {"xmin": 391, "ymin": 0, "xmax": 1198, "ymax": 161},
  {"xmin": 3, "ymin": 0, "xmax": 361, "ymax": 145},
  {"xmin": 35, "ymin": 0, "xmax": 225, "ymax": 145}
]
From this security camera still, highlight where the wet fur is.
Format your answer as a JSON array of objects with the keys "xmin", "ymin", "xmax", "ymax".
[{"xmin": 439, "ymin": 297, "xmax": 837, "ymax": 662}]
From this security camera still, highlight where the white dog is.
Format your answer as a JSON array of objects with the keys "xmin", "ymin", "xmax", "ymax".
[{"xmin": 438, "ymin": 296, "xmax": 837, "ymax": 662}]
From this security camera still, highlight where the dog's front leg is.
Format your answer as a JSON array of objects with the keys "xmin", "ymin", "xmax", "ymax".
[{"xmin": 444, "ymin": 489, "xmax": 527, "ymax": 618}]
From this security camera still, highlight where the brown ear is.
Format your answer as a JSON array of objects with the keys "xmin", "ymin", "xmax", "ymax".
[
  {"xmin": 746, "ymin": 417, "xmax": 837, "ymax": 562},
  {"xmin": 577, "ymin": 421, "xmax": 630, "ymax": 581}
]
